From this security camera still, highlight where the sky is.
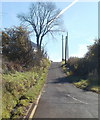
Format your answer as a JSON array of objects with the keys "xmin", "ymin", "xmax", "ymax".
[{"xmin": 2, "ymin": 1, "xmax": 98, "ymax": 61}]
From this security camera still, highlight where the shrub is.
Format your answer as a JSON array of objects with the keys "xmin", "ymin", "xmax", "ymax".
[{"xmin": 88, "ymin": 69, "xmax": 98, "ymax": 85}]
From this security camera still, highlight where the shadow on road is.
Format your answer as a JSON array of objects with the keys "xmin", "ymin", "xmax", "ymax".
[
  {"xmin": 48, "ymin": 75, "xmax": 92, "ymax": 92},
  {"xmin": 48, "ymin": 75, "xmax": 82, "ymax": 84}
]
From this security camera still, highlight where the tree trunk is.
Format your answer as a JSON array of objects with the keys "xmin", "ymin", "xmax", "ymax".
[
  {"xmin": 40, "ymin": 36, "xmax": 43, "ymax": 51},
  {"xmin": 36, "ymin": 35, "xmax": 40, "ymax": 51}
]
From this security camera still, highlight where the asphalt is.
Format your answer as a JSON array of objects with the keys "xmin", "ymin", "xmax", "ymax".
[{"xmin": 33, "ymin": 62, "xmax": 98, "ymax": 118}]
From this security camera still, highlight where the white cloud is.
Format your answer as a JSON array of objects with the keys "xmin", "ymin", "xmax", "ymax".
[
  {"xmin": 70, "ymin": 37, "xmax": 97, "ymax": 58},
  {"xmin": 70, "ymin": 44, "xmax": 88, "ymax": 58}
]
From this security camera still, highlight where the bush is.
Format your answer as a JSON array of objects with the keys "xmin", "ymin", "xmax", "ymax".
[
  {"xmin": 2, "ymin": 26, "xmax": 36, "ymax": 68},
  {"xmin": 66, "ymin": 57, "xmax": 88, "ymax": 76},
  {"xmin": 88, "ymin": 69, "xmax": 98, "ymax": 85}
]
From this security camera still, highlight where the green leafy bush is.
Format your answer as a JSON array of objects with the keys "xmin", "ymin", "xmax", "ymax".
[{"xmin": 88, "ymin": 69, "xmax": 98, "ymax": 85}]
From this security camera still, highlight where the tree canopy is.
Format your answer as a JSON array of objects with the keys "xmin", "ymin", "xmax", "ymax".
[{"xmin": 18, "ymin": 2, "xmax": 63, "ymax": 51}]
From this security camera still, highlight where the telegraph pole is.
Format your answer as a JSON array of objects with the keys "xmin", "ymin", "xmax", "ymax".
[
  {"xmin": 65, "ymin": 35, "xmax": 67, "ymax": 64},
  {"xmin": 65, "ymin": 32, "xmax": 68, "ymax": 64},
  {"xmin": 62, "ymin": 35, "xmax": 64, "ymax": 61}
]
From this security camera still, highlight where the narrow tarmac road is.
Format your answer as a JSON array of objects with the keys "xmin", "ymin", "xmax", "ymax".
[{"xmin": 33, "ymin": 62, "xmax": 98, "ymax": 118}]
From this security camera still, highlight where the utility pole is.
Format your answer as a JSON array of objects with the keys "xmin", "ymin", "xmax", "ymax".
[
  {"xmin": 62, "ymin": 35, "xmax": 64, "ymax": 61},
  {"xmin": 65, "ymin": 32, "xmax": 68, "ymax": 64}
]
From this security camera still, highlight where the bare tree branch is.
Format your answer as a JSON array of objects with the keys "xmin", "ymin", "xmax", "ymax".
[{"xmin": 18, "ymin": 2, "xmax": 64, "ymax": 51}]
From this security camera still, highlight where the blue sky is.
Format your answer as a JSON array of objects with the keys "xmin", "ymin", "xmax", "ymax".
[{"xmin": 2, "ymin": 2, "xmax": 98, "ymax": 61}]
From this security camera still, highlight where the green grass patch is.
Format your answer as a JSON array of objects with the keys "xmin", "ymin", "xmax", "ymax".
[
  {"xmin": 74, "ymin": 79, "xmax": 100, "ymax": 93},
  {"xmin": 2, "ymin": 58, "xmax": 50, "ymax": 119},
  {"xmin": 61, "ymin": 62, "xmax": 99, "ymax": 94},
  {"xmin": 24, "ymin": 72, "xmax": 46, "ymax": 103},
  {"xmin": 90, "ymin": 86, "xmax": 100, "ymax": 93},
  {"xmin": 74, "ymin": 80, "xmax": 88, "ymax": 89}
]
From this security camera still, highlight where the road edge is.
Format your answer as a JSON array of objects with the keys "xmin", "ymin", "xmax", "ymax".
[
  {"xmin": 23, "ymin": 83, "xmax": 46, "ymax": 119},
  {"xmin": 24, "ymin": 66, "xmax": 50, "ymax": 119},
  {"xmin": 29, "ymin": 84, "xmax": 44, "ymax": 118},
  {"xmin": 24, "ymin": 64, "xmax": 50, "ymax": 119}
]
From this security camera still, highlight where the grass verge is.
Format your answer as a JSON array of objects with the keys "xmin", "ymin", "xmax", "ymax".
[
  {"xmin": 61, "ymin": 62, "xmax": 100, "ymax": 94},
  {"xmin": 74, "ymin": 80, "xmax": 100, "ymax": 93},
  {"xmin": 2, "ymin": 58, "xmax": 50, "ymax": 119}
]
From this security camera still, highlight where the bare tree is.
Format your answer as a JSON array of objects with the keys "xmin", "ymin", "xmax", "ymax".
[{"xmin": 17, "ymin": 2, "xmax": 63, "ymax": 51}]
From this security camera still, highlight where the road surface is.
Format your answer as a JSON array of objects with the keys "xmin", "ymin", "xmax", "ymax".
[{"xmin": 33, "ymin": 62, "xmax": 98, "ymax": 118}]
